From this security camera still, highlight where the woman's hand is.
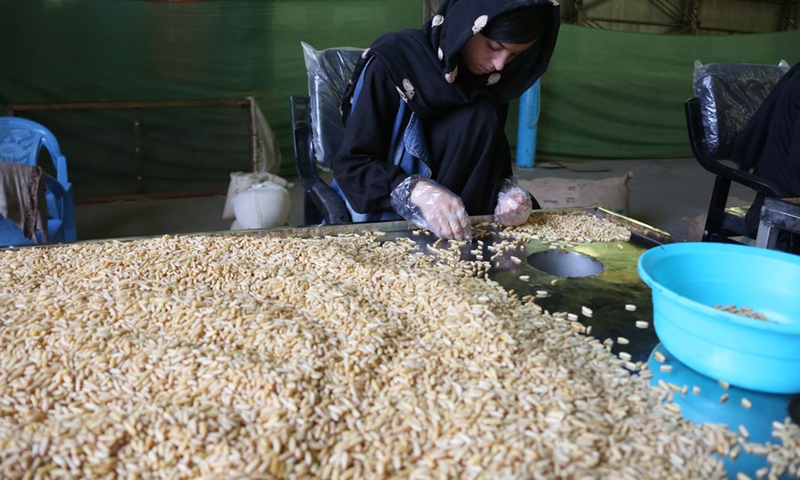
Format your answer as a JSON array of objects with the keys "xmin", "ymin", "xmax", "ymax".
[
  {"xmin": 390, "ymin": 175, "xmax": 471, "ymax": 240},
  {"xmin": 494, "ymin": 184, "xmax": 533, "ymax": 226},
  {"xmin": 409, "ymin": 180, "xmax": 472, "ymax": 240}
]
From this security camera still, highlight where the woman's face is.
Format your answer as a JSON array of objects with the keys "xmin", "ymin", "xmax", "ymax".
[{"xmin": 460, "ymin": 33, "xmax": 536, "ymax": 76}]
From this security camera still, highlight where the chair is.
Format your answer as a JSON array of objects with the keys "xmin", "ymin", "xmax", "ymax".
[
  {"xmin": 290, "ymin": 43, "xmax": 364, "ymax": 225},
  {"xmin": 685, "ymin": 61, "xmax": 790, "ymax": 245},
  {"xmin": 0, "ymin": 217, "xmax": 39, "ymax": 247},
  {"xmin": 0, "ymin": 117, "xmax": 77, "ymax": 243}
]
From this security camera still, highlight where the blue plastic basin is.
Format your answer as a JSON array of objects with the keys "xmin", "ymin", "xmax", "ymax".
[{"xmin": 638, "ymin": 242, "xmax": 800, "ymax": 394}]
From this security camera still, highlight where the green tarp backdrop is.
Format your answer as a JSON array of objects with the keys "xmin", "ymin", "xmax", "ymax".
[
  {"xmin": 541, "ymin": 25, "xmax": 800, "ymax": 159},
  {"xmin": 1, "ymin": 0, "xmax": 799, "ymax": 198}
]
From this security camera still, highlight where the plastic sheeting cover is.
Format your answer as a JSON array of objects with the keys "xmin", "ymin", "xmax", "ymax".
[
  {"xmin": 301, "ymin": 42, "xmax": 365, "ymax": 171},
  {"xmin": 692, "ymin": 60, "xmax": 790, "ymax": 162}
]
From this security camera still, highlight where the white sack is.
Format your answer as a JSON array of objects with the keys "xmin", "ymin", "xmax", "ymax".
[
  {"xmin": 223, "ymin": 171, "xmax": 291, "ymax": 220},
  {"xmin": 230, "ymin": 181, "xmax": 291, "ymax": 230}
]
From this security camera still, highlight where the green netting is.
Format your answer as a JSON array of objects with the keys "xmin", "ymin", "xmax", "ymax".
[
  {"xmin": 0, "ymin": 0, "xmax": 422, "ymax": 198},
  {"xmin": 1, "ymin": 0, "xmax": 799, "ymax": 198},
  {"xmin": 531, "ymin": 25, "xmax": 800, "ymax": 161}
]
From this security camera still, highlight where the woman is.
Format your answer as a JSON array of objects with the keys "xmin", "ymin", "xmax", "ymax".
[
  {"xmin": 733, "ymin": 61, "xmax": 800, "ymax": 251},
  {"xmin": 331, "ymin": 0, "xmax": 561, "ymax": 240}
]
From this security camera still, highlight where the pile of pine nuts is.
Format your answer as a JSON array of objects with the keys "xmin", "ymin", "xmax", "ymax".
[
  {"xmin": 500, "ymin": 211, "xmax": 633, "ymax": 245},
  {"xmin": 0, "ymin": 214, "xmax": 797, "ymax": 479},
  {"xmin": 714, "ymin": 304, "xmax": 773, "ymax": 323}
]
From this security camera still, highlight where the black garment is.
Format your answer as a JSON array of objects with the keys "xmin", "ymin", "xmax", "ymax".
[
  {"xmin": 732, "ymin": 62, "xmax": 800, "ymax": 240},
  {"xmin": 332, "ymin": 62, "xmax": 407, "ymax": 213},
  {"xmin": 331, "ymin": 0, "xmax": 560, "ymax": 217},
  {"xmin": 332, "ymin": 61, "xmax": 517, "ymax": 215},
  {"xmin": 424, "ymin": 97, "xmax": 514, "ymax": 214}
]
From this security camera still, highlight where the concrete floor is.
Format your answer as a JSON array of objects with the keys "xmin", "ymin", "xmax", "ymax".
[{"xmin": 73, "ymin": 157, "xmax": 756, "ymax": 243}]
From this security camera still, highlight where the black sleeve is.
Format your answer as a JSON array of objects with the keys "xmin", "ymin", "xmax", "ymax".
[{"xmin": 331, "ymin": 61, "xmax": 409, "ymax": 213}]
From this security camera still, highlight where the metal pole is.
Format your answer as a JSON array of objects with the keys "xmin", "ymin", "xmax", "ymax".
[{"xmin": 515, "ymin": 80, "xmax": 540, "ymax": 168}]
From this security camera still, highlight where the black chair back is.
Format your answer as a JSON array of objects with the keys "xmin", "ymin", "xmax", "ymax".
[
  {"xmin": 692, "ymin": 61, "xmax": 789, "ymax": 163},
  {"xmin": 685, "ymin": 61, "xmax": 790, "ymax": 244},
  {"xmin": 290, "ymin": 43, "xmax": 365, "ymax": 225}
]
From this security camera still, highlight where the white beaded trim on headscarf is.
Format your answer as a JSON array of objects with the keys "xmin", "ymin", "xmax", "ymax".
[
  {"xmin": 445, "ymin": 65, "xmax": 459, "ymax": 84},
  {"xmin": 432, "ymin": 14, "xmax": 444, "ymax": 27},
  {"xmin": 472, "ymin": 15, "xmax": 488, "ymax": 35},
  {"xmin": 438, "ymin": 47, "xmax": 444, "ymax": 61},
  {"xmin": 396, "ymin": 79, "xmax": 416, "ymax": 102},
  {"xmin": 487, "ymin": 73, "xmax": 501, "ymax": 86},
  {"xmin": 403, "ymin": 79, "xmax": 415, "ymax": 96},
  {"xmin": 361, "ymin": 48, "xmax": 370, "ymax": 59}
]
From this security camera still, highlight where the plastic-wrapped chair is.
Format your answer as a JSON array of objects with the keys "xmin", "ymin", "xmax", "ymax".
[
  {"xmin": 290, "ymin": 43, "xmax": 364, "ymax": 225},
  {"xmin": 685, "ymin": 61, "xmax": 790, "ymax": 244},
  {"xmin": 0, "ymin": 117, "xmax": 77, "ymax": 242}
]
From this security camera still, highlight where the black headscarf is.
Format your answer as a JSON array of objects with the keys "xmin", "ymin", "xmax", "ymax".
[{"xmin": 342, "ymin": 0, "xmax": 561, "ymax": 119}]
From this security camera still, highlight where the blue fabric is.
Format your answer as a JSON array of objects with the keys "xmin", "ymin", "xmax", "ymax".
[{"xmin": 331, "ymin": 60, "xmax": 431, "ymax": 224}]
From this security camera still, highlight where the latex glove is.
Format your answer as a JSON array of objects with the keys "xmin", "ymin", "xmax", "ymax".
[
  {"xmin": 391, "ymin": 176, "xmax": 472, "ymax": 240},
  {"xmin": 494, "ymin": 179, "xmax": 533, "ymax": 226}
]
